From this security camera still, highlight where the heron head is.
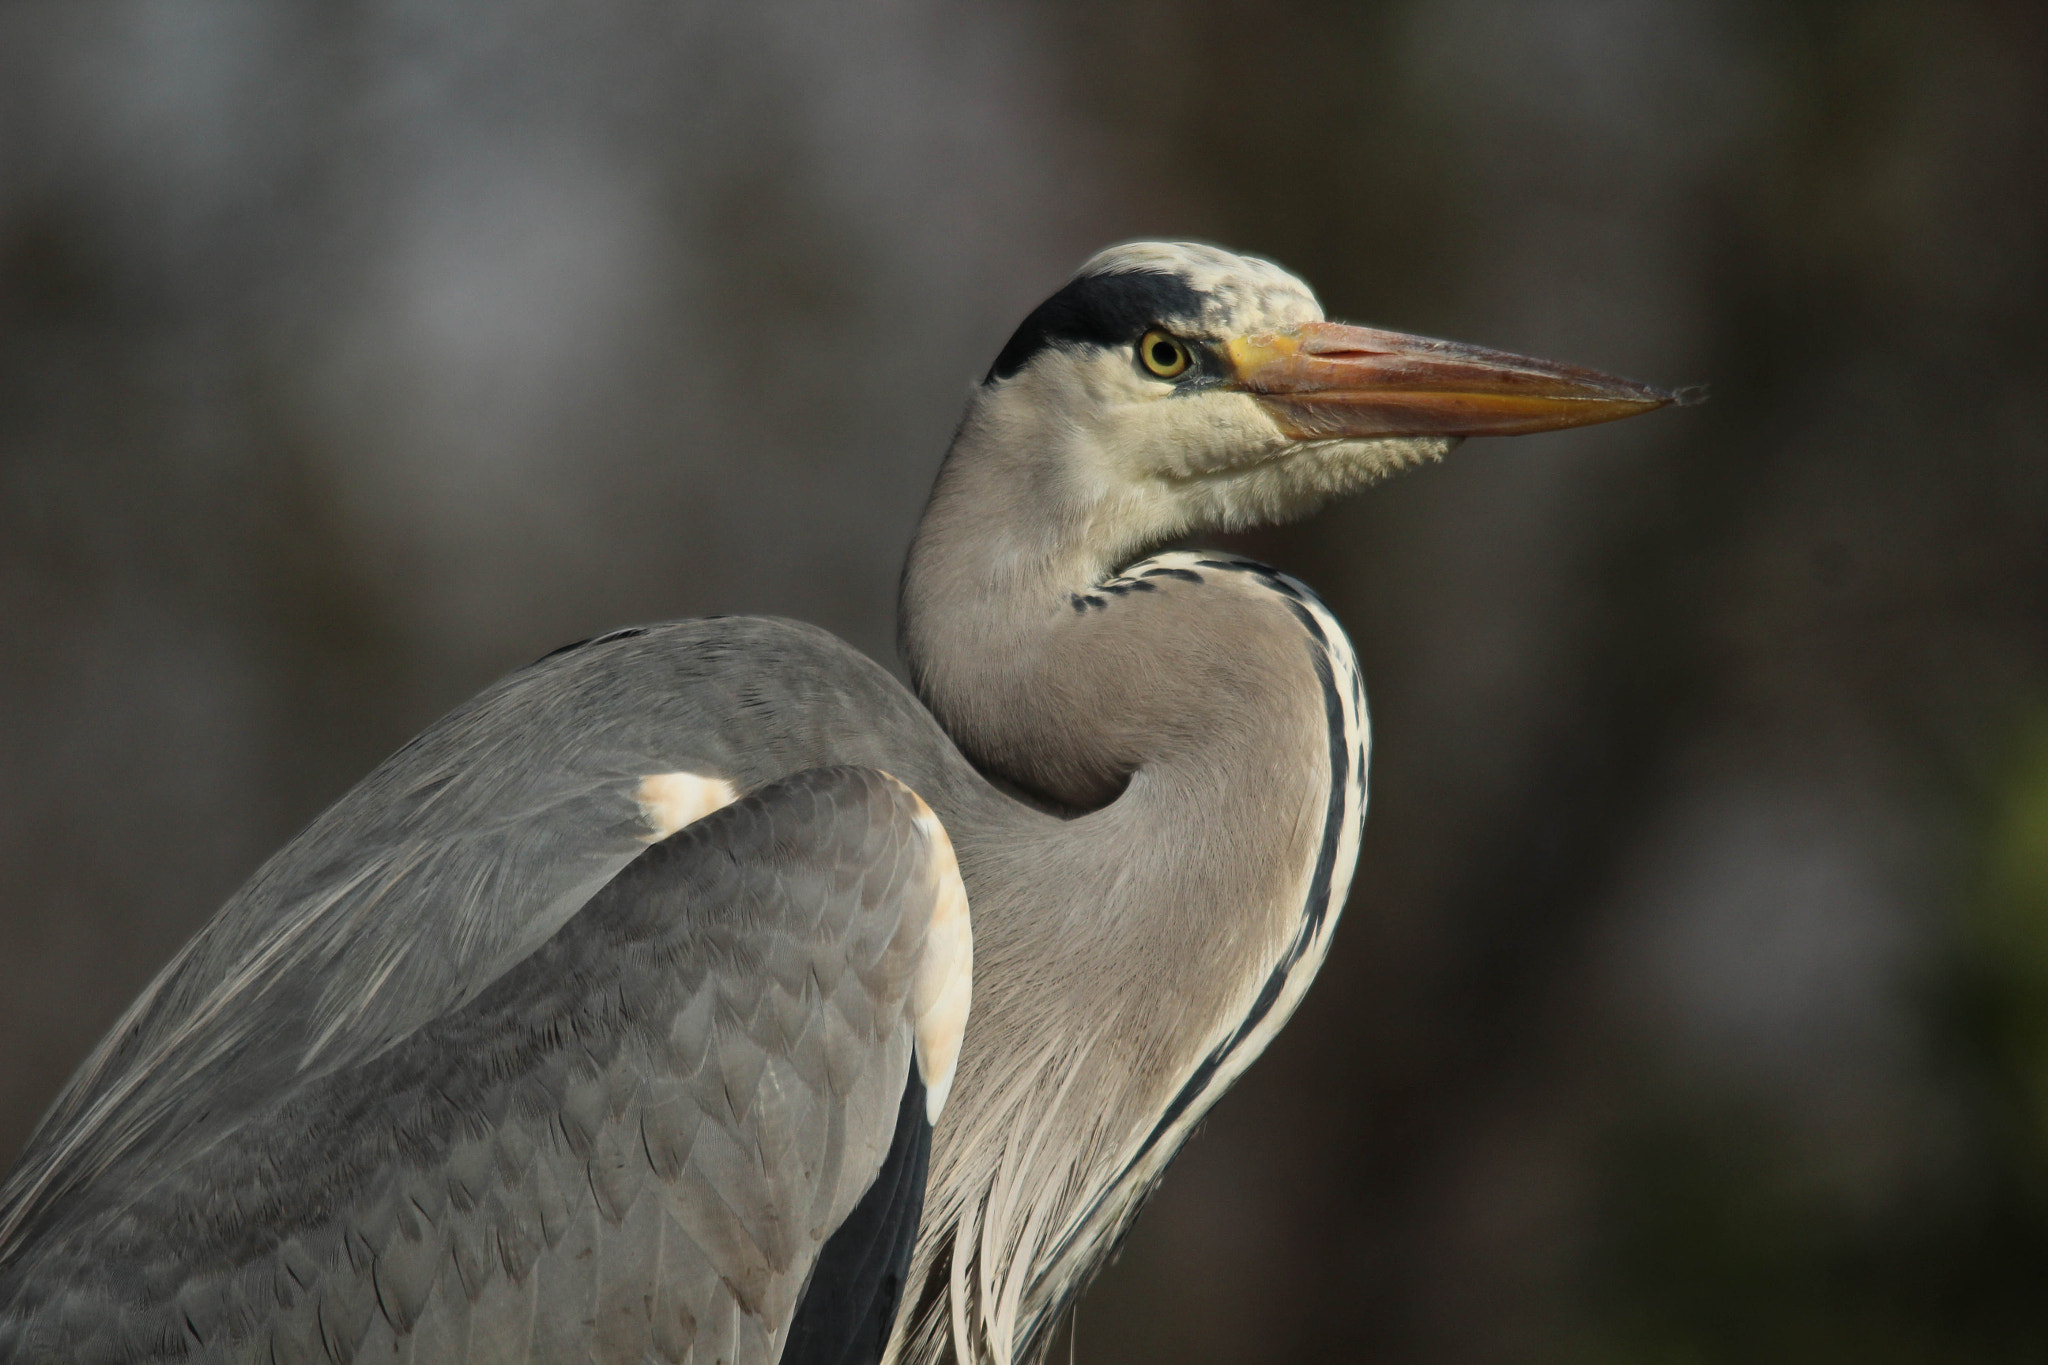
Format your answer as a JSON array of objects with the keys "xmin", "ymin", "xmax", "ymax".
[{"xmin": 966, "ymin": 241, "xmax": 1674, "ymax": 559}]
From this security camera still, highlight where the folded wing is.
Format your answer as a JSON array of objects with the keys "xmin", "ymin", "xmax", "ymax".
[{"xmin": 0, "ymin": 765, "xmax": 970, "ymax": 1365}]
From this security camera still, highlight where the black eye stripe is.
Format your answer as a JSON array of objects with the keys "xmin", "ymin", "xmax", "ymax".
[{"xmin": 985, "ymin": 269, "xmax": 1203, "ymax": 383}]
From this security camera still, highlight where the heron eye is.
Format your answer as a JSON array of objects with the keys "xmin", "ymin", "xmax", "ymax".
[{"xmin": 1138, "ymin": 329, "xmax": 1192, "ymax": 379}]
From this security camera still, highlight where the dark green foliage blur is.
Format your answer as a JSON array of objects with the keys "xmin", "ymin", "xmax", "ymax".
[
  {"xmin": 2, "ymin": 2, "xmax": 2045, "ymax": 1360},
  {"xmin": 1568, "ymin": 718, "xmax": 2048, "ymax": 1364}
]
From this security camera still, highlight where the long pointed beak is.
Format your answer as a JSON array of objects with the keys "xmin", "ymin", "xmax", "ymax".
[{"xmin": 1226, "ymin": 320, "xmax": 1677, "ymax": 439}]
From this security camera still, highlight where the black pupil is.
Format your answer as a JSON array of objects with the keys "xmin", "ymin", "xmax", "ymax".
[{"xmin": 1151, "ymin": 340, "xmax": 1177, "ymax": 368}]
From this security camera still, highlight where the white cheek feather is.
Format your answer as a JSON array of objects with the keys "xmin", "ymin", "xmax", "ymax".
[
  {"xmin": 1135, "ymin": 389, "xmax": 1292, "ymax": 479},
  {"xmin": 969, "ymin": 275, "xmax": 1454, "ymax": 562},
  {"xmin": 1190, "ymin": 433, "xmax": 1454, "ymax": 527},
  {"xmin": 634, "ymin": 771, "xmax": 738, "ymax": 840},
  {"xmin": 1032, "ymin": 355, "xmax": 1293, "ymax": 538}
]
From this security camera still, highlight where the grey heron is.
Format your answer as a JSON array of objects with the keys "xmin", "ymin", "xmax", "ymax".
[{"xmin": 0, "ymin": 242, "xmax": 1674, "ymax": 1364}]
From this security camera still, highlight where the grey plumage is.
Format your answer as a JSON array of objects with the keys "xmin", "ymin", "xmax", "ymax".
[
  {"xmin": 0, "ymin": 760, "xmax": 960, "ymax": 1363},
  {"xmin": 0, "ymin": 242, "xmax": 1674, "ymax": 1363}
]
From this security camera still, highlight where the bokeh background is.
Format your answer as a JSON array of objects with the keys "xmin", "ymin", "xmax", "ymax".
[{"xmin": 4, "ymin": 2, "xmax": 2047, "ymax": 1360}]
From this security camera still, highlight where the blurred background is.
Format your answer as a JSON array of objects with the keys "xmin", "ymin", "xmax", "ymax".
[{"xmin": 2, "ymin": 1, "xmax": 2046, "ymax": 1359}]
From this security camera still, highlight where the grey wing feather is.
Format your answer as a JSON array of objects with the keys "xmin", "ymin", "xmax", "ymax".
[
  {"xmin": 0, "ymin": 764, "xmax": 950, "ymax": 1365},
  {"xmin": 0, "ymin": 618, "xmax": 964, "ymax": 1259}
]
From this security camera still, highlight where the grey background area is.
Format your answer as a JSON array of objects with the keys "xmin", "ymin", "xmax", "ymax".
[{"xmin": 4, "ymin": 3, "xmax": 2048, "ymax": 1361}]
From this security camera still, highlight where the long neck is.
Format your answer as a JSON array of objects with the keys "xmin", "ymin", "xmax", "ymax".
[
  {"xmin": 901, "ymin": 411, "xmax": 1320, "ymax": 810},
  {"xmin": 893, "ymin": 415, "xmax": 1370, "ymax": 1364}
]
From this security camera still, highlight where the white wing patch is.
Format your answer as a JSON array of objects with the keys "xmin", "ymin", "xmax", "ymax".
[
  {"xmin": 906, "ymin": 798, "xmax": 973, "ymax": 1125},
  {"xmin": 634, "ymin": 771, "xmax": 738, "ymax": 841}
]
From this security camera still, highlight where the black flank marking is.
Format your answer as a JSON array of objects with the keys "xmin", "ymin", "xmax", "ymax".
[
  {"xmin": 1083, "ymin": 595, "xmax": 1107, "ymax": 610},
  {"xmin": 1128, "ymin": 579, "xmax": 1157, "ymax": 591},
  {"xmin": 986, "ymin": 270, "xmax": 1204, "ymax": 383},
  {"xmin": 784, "ymin": 1065, "xmax": 931, "ymax": 1365},
  {"xmin": 906, "ymin": 1236, "xmax": 958, "ymax": 1364},
  {"xmin": 1103, "ymin": 583, "xmax": 1130, "ymax": 596},
  {"xmin": 1070, "ymin": 595, "xmax": 1088, "ymax": 614},
  {"xmin": 1141, "ymin": 567, "xmax": 1204, "ymax": 583}
]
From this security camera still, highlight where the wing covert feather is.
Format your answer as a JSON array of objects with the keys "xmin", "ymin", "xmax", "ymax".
[
  {"xmin": 0, "ymin": 765, "xmax": 966, "ymax": 1365},
  {"xmin": 0, "ymin": 619, "xmax": 968, "ymax": 1261}
]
